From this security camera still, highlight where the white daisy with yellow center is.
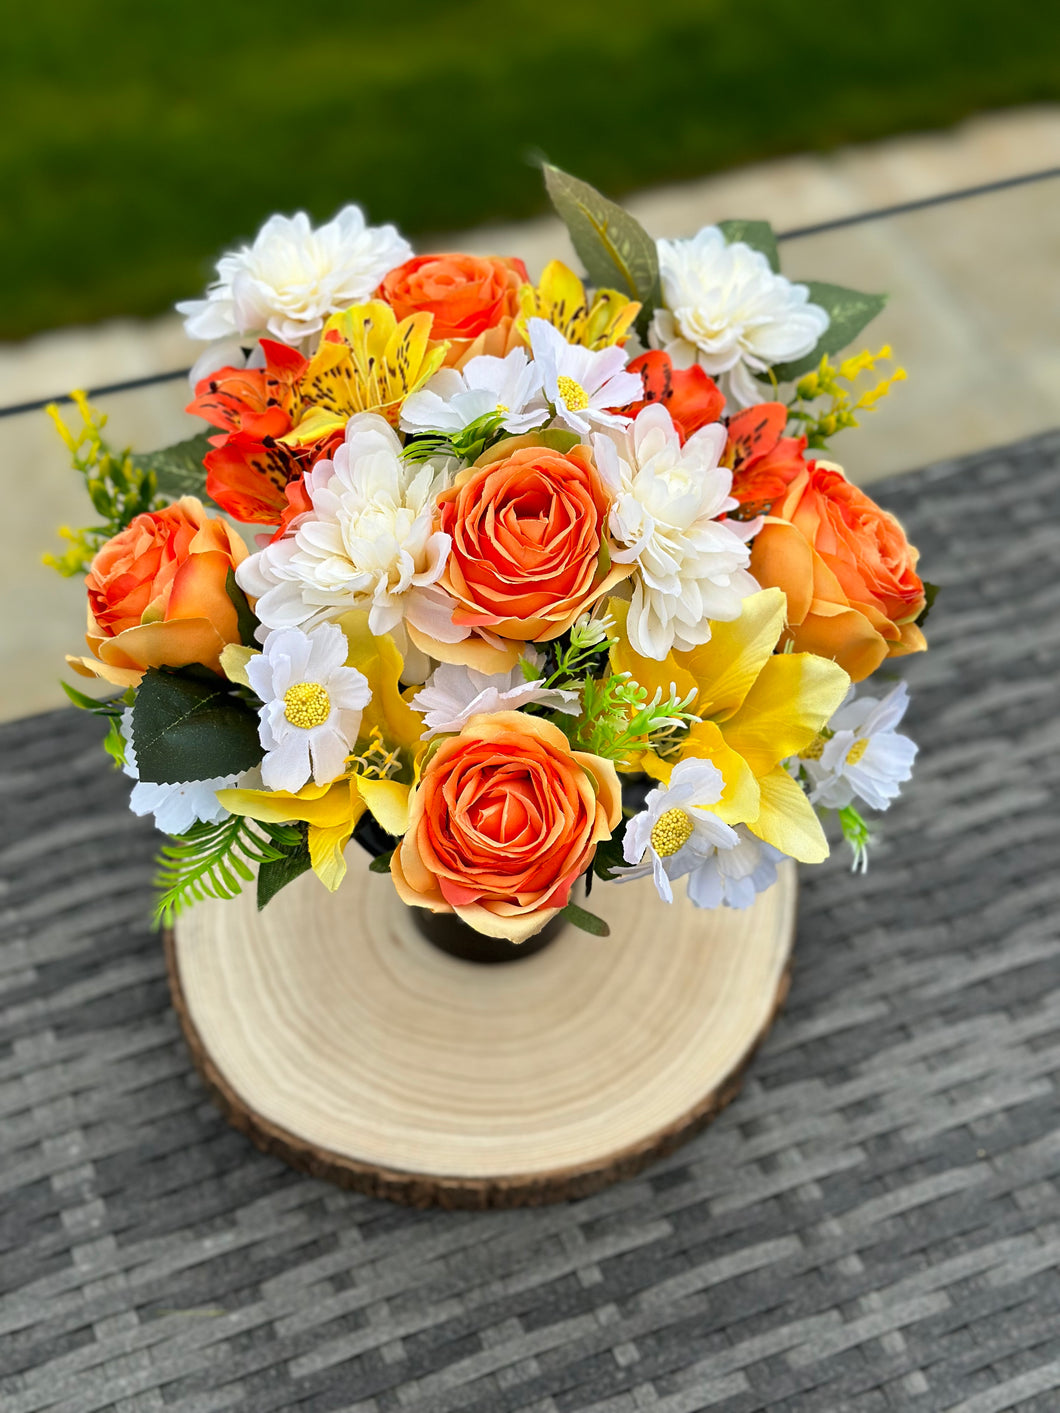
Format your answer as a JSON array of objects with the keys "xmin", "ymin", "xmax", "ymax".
[
  {"xmin": 246, "ymin": 623, "xmax": 372, "ymax": 794},
  {"xmin": 399, "ymin": 348, "xmax": 549, "ymax": 437},
  {"xmin": 615, "ymin": 758, "xmax": 740, "ymax": 904},
  {"xmin": 527, "ymin": 317, "xmax": 643, "ymax": 435},
  {"xmin": 802, "ymin": 681, "xmax": 917, "ymax": 812}
]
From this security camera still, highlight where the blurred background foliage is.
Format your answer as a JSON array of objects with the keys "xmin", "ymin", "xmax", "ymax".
[{"xmin": 2, "ymin": 0, "xmax": 1058, "ymax": 341}]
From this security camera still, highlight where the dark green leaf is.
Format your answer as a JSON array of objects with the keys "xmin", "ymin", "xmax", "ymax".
[
  {"xmin": 132, "ymin": 667, "xmax": 262, "ymax": 784},
  {"xmin": 770, "ymin": 282, "xmax": 888, "ymax": 383},
  {"xmin": 915, "ymin": 581, "xmax": 939, "ymax": 628},
  {"xmin": 225, "ymin": 569, "xmax": 259, "ymax": 647},
  {"xmin": 718, "ymin": 219, "xmax": 780, "ymax": 273},
  {"xmin": 592, "ymin": 829, "xmax": 627, "ymax": 882},
  {"xmin": 131, "ymin": 431, "xmax": 214, "ymax": 502},
  {"xmin": 369, "ymin": 849, "xmax": 394, "ymax": 874},
  {"xmin": 561, "ymin": 901, "xmax": 610, "ymax": 937},
  {"xmin": 542, "ymin": 163, "xmax": 661, "ymax": 331},
  {"xmin": 257, "ymin": 825, "xmax": 312, "ymax": 907}
]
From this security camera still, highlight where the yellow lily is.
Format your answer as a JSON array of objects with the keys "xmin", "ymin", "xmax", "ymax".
[
  {"xmin": 219, "ymin": 611, "xmax": 429, "ymax": 890},
  {"xmin": 516, "ymin": 261, "xmax": 640, "ymax": 350},
  {"xmin": 609, "ymin": 589, "xmax": 850, "ymax": 862},
  {"xmin": 293, "ymin": 300, "xmax": 448, "ymax": 435}
]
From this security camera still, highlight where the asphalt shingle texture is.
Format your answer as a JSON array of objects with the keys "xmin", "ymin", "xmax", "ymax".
[{"xmin": 2, "ymin": 430, "xmax": 1059, "ymax": 1412}]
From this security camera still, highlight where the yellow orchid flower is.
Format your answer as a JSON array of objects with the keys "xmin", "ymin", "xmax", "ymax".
[
  {"xmin": 516, "ymin": 261, "xmax": 640, "ymax": 350},
  {"xmin": 294, "ymin": 300, "xmax": 449, "ymax": 434},
  {"xmin": 609, "ymin": 589, "xmax": 850, "ymax": 862},
  {"xmin": 220, "ymin": 611, "xmax": 429, "ymax": 889}
]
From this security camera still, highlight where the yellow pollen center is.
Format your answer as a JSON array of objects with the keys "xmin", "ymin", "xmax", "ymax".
[
  {"xmin": 495, "ymin": 402, "xmax": 509, "ymax": 413},
  {"xmin": 283, "ymin": 681, "xmax": 331, "ymax": 729},
  {"xmin": 846, "ymin": 737, "xmax": 869, "ymax": 766},
  {"xmin": 650, "ymin": 808, "xmax": 695, "ymax": 858},
  {"xmin": 800, "ymin": 734, "xmax": 828, "ymax": 761},
  {"xmin": 556, "ymin": 374, "xmax": 590, "ymax": 411}
]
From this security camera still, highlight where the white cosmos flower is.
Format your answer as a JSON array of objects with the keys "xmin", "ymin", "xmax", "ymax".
[
  {"xmin": 684, "ymin": 825, "xmax": 785, "ymax": 910},
  {"xmin": 803, "ymin": 681, "xmax": 917, "ymax": 813},
  {"xmin": 614, "ymin": 758, "xmax": 739, "ymax": 904},
  {"xmin": 236, "ymin": 414, "xmax": 459, "ymax": 656},
  {"xmin": 593, "ymin": 404, "xmax": 759, "ymax": 660},
  {"xmin": 177, "ymin": 205, "xmax": 411, "ymax": 349},
  {"xmin": 411, "ymin": 661, "xmax": 580, "ymax": 738},
  {"xmin": 399, "ymin": 349, "xmax": 548, "ymax": 437},
  {"xmin": 649, "ymin": 227, "xmax": 829, "ymax": 407},
  {"xmin": 246, "ymin": 624, "xmax": 372, "ymax": 794},
  {"xmin": 527, "ymin": 318, "xmax": 643, "ymax": 434},
  {"xmin": 121, "ymin": 710, "xmax": 240, "ymax": 836}
]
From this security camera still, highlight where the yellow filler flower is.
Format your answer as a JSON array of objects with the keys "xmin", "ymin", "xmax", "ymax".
[{"xmin": 609, "ymin": 588, "xmax": 850, "ymax": 862}]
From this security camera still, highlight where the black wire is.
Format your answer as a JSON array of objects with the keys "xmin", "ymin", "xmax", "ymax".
[{"xmin": 3, "ymin": 163, "xmax": 1058, "ymax": 422}]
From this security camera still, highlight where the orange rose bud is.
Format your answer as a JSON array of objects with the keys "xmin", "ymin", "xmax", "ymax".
[
  {"xmin": 69, "ymin": 497, "xmax": 248, "ymax": 688},
  {"xmin": 749, "ymin": 461, "xmax": 927, "ymax": 682},
  {"xmin": 434, "ymin": 441, "xmax": 631, "ymax": 646},
  {"xmin": 379, "ymin": 253, "xmax": 528, "ymax": 367},
  {"xmin": 391, "ymin": 711, "xmax": 622, "ymax": 943}
]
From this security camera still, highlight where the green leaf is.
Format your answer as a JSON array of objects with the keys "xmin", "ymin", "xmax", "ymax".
[
  {"xmin": 154, "ymin": 815, "xmax": 300, "ymax": 925},
  {"xmin": 915, "ymin": 581, "xmax": 939, "ymax": 628},
  {"xmin": 131, "ymin": 431, "xmax": 214, "ymax": 502},
  {"xmin": 225, "ymin": 569, "xmax": 259, "ymax": 647},
  {"xmin": 61, "ymin": 680, "xmax": 124, "ymax": 716},
  {"xmin": 132, "ymin": 667, "xmax": 262, "ymax": 784},
  {"xmin": 102, "ymin": 716, "xmax": 127, "ymax": 769},
  {"xmin": 369, "ymin": 849, "xmax": 395, "ymax": 874},
  {"xmin": 592, "ymin": 829, "xmax": 627, "ymax": 882},
  {"xmin": 542, "ymin": 163, "xmax": 661, "ymax": 330},
  {"xmin": 257, "ymin": 825, "xmax": 312, "ymax": 907},
  {"xmin": 770, "ymin": 282, "xmax": 888, "ymax": 383},
  {"xmin": 718, "ymin": 219, "xmax": 780, "ymax": 273},
  {"xmin": 560, "ymin": 901, "xmax": 611, "ymax": 937}
]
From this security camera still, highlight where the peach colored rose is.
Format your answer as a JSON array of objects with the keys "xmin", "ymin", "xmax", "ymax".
[
  {"xmin": 433, "ymin": 439, "xmax": 631, "ymax": 646},
  {"xmin": 749, "ymin": 460, "xmax": 927, "ymax": 681},
  {"xmin": 379, "ymin": 253, "xmax": 527, "ymax": 367},
  {"xmin": 69, "ymin": 497, "xmax": 248, "ymax": 688},
  {"xmin": 390, "ymin": 711, "xmax": 622, "ymax": 942}
]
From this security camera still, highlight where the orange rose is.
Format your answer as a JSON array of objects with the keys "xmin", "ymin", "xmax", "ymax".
[
  {"xmin": 750, "ymin": 461, "xmax": 927, "ymax": 681},
  {"xmin": 379, "ymin": 253, "xmax": 527, "ymax": 367},
  {"xmin": 429, "ymin": 439, "xmax": 630, "ymax": 653},
  {"xmin": 391, "ymin": 712, "xmax": 621, "ymax": 942},
  {"xmin": 69, "ymin": 497, "xmax": 248, "ymax": 688}
]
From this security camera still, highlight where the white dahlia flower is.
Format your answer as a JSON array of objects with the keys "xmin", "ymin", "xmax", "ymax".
[
  {"xmin": 593, "ymin": 404, "xmax": 759, "ymax": 660},
  {"xmin": 177, "ymin": 205, "xmax": 411, "ymax": 348},
  {"xmin": 649, "ymin": 227, "xmax": 829, "ymax": 407},
  {"xmin": 236, "ymin": 414, "xmax": 458, "ymax": 655}
]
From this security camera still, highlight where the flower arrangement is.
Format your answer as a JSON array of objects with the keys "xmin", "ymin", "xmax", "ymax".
[{"xmin": 49, "ymin": 166, "xmax": 930, "ymax": 943}]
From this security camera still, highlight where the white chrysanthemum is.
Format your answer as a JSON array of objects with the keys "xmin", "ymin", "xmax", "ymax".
[
  {"xmin": 400, "ymin": 349, "xmax": 548, "ymax": 438},
  {"xmin": 614, "ymin": 758, "xmax": 739, "ymax": 904},
  {"xmin": 593, "ymin": 404, "xmax": 759, "ymax": 660},
  {"xmin": 649, "ymin": 227, "xmax": 829, "ymax": 407},
  {"xmin": 246, "ymin": 624, "xmax": 371, "ymax": 794},
  {"xmin": 121, "ymin": 710, "xmax": 239, "ymax": 836},
  {"xmin": 803, "ymin": 681, "xmax": 917, "ymax": 813},
  {"xmin": 236, "ymin": 414, "xmax": 459, "ymax": 654},
  {"xmin": 527, "ymin": 318, "xmax": 643, "ymax": 434},
  {"xmin": 684, "ymin": 825, "xmax": 785, "ymax": 910},
  {"xmin": 177, "ymin": 205, "xmax": 411, "ymax": 348},
  {"xmin": 411, "ymin": 661, "xmax": 579, "ymax": 738}
]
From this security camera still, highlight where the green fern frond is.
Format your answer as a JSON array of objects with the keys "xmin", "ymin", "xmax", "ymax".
[{"xmin": 154, "ymin": 815, "xmax": 302, "ymax": 926}]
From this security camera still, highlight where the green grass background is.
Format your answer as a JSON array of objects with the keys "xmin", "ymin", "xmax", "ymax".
[{"xmin": 2, "ymin": 0, "xmax": 1058, "ymax": 340}]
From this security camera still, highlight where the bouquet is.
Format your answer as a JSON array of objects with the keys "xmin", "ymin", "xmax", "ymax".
[{"xmin": 49, "ymin": 166, "xmax": 931, "ymax": 943}]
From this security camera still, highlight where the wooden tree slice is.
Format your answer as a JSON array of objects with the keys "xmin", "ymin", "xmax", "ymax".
[{"xmin": 166, "ymin": 860, "xmax": 797, "ymax": 1209}]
